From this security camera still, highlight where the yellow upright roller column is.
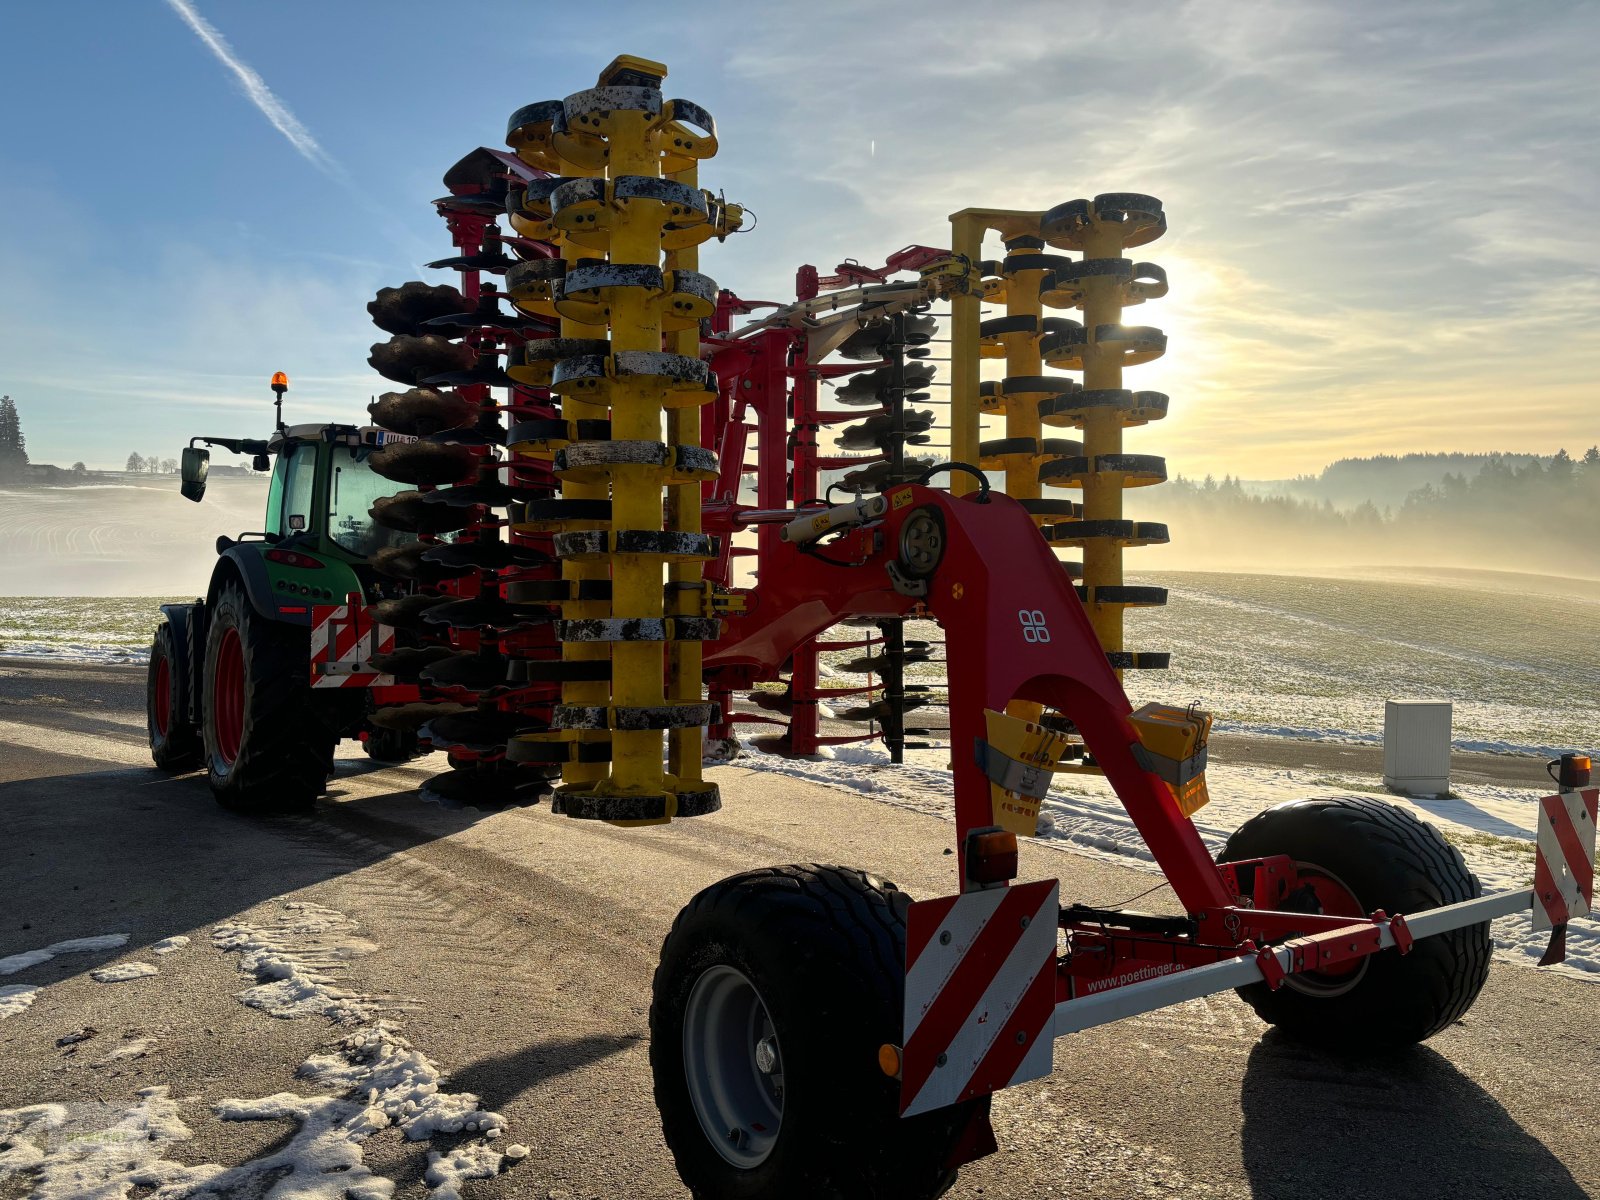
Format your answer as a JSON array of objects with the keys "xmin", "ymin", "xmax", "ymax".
[
  {"xmin": 536, "ymin": 57, "xmax": 729, "ymax": 824},
  {"xmin": 504, "ymin": 103, "xmax": 612, "ymax": 787},
  {"xmin": 1039, "ymin": 194, "xmax": 1172, "ymax": 674}
]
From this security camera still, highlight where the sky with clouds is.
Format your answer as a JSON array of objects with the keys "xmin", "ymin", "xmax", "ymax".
[{"xmin": 0, "ymin": 0, "xmax": 1594, "ymax": 478}]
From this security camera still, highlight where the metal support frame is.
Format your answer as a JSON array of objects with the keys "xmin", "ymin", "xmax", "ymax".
[{"xmin": 1053, "ymin": 889, "xmax": 1534, "ymax": 1037}]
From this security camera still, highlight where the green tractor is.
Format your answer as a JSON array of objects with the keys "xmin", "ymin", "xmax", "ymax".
[{"xmin": 146, "ymin": 373, "xmax": 423, "ymax": 812}]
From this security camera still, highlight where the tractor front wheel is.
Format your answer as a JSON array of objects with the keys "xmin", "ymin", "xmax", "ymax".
[
  {"xmin": 147, "ymin": 621, "xmax": 200, "ymax": 772},
  {"xmin": 1221, "ymin": 796, "xmax": 1491, "ymax": 1049},
  {"xmin": 650, "ymin": 864, "xmax": 983, "ymax": 1200},
  {"xmin": 202, "ymin": 581, "xmax": 340, "ymax": 814}
]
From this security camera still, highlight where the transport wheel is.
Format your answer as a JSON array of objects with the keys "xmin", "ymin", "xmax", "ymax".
[
  {"xmin": 651, "ymin": 864, "xmax": 983, "ymax": 1200},
  {"xmin": 363, "ymin": 725, "xmax": 421, "ymax": 763},
  {"xmin": 202, "ymin": 581, "xmax": 339, "ymax": 815},
  {"xmin": 1221, "ymin": 796, "xmax": 1491, "ymax": 1048},
  {"xmin": 146, "ymin": 622, "xmax": 200, "ymax": 772}
]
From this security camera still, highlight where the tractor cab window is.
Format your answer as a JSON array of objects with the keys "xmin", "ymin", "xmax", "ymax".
[
  {"xmin": 328, "ymin": 447, "xmax": 414, "ymax": 559},
  {"xmin": 266, "ymin": 443, "xmax": 317, "ymax": 538},
  {"xmin": 280, "ymin": 444, "xmax": 317, "ymax": 534}
]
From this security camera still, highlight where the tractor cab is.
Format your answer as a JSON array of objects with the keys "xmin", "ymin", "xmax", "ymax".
[
  {"xmin": 175, "ymin": 374, "xmax": 419, "ymax": 625},
  {"xmin": 262, "ymin": 423, "xmax": 415, "ymax": 561}
]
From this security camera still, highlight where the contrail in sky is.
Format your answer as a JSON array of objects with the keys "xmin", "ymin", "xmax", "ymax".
[{"xmin": 162, "ymin": 0, "xmax": 342, "ymax": 178}]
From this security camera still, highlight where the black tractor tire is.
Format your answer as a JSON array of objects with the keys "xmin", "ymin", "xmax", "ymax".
[
  {"xmin": 147, "ymin": 622, "xmax": 201, "ymax": 772},
  {"xmin": 1221, "ymin": 796, "xmax": 1491, "ymax": 1049},
  {"xmin": 363, "ymin": 725, "xmax": 421, "ymax": 763},
  {"xmin": 201, "ymin": 580, "xmax": 340, "ymax": 815},
  {"xmin": 651, "ymin": 864, "xmax": 983, "ymax": 1200}
]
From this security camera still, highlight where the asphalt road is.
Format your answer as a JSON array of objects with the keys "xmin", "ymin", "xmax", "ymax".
[{"xmin": 0, "ymin": 658, "xmax": 1594, "ymax": 1199}]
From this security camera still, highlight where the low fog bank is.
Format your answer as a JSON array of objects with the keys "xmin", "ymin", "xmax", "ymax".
[
  {"xmin": 1, "ymin": 475, "xmax": 269, "ymax": 596},
  {"xmin": 1133, "ymin": 452, "xmax": 1600, "ymax": 581},
  {"xmin": 1146, "ymin": 504, "xmax": 1599, "ymax": 581}
]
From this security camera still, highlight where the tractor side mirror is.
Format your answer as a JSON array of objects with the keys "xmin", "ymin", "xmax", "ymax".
[
  {"xmin": 251, "ymin": 453, "xmax": 271, "ymax": 472},
  {"xmin": 180, "ymin": 446, "xmax": 210, "ymax": 503}
]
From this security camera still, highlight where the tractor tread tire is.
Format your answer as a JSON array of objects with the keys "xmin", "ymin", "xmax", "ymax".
[
  {"xmin": 203, "ymin": 580, "xmax": 339, "ymax": 815},
  {"xmin": 1221, "ymin": 796, "xmax": 1491, "ymax": 1048},
  {"xmin": 651, "ymin": 863, "xmax": 980, "ymax": 1200},
  {"xmin": 147, "ymin": 622, "xmax": 201, "ymax": 772}
]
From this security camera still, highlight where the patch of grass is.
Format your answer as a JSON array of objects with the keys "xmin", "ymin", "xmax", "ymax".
[
  {"xmin": 1305, "ymin": 774, "xmax": 1387, "ymax": 795},
  {"xmin": 1442, "ymin": 829, "xmax": 1536, "ymax": 862}
]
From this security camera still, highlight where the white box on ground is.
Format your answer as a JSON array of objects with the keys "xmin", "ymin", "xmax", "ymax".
[{"xmin": 1383, "ymin": 700, "xmax": 1452, "ymax": 797}]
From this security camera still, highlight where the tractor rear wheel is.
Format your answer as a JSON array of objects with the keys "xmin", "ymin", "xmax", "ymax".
[
  {"xmin": 147, "ymin": 622, "xmax": 200, "ymax": 772},
  {"xmin": 202, "ymin": 580, "xmax": 339, "ymax": 815},
  {"xmin": 1221, "ymin": 796, "xmax": 1491, "ymax": 1049},
  {"xmin": 650, "ymin": 864, "xmax": 983, "ymax": 1200}
]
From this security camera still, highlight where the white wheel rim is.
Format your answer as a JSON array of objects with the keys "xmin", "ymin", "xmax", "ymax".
[{"xmin": 682, "ymin": 964, "xmax": 784, "ymax": 1168}]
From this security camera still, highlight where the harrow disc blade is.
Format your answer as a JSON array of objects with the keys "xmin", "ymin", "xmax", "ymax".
[
  {"xmin": 833, "ymin": 696, "xmax": 931, "ymax": 723},
  {"xmin": 369, "ymin": 700, "xmax": 470, "ymax": 731},
  {"xmin": 422, "ymin": 361, "xmax": 514, "ymax": 388},
  {"xmin": 835, "ymin": 408, "xmax": 936, "ymax": 451},
  {"xmin": 424, "ymin": 424, "xmax": 506, "ymax": 449},
  {"xmin": 370, "ymin": 543, "xmax": 478, "ymax": 583},
  {"xmin": 368, "ymin": 335, "xmax": 475, "ymax": 386},
  {"xmin": 836, "ymin": 455, "xmax": 938, "ymax": 493},
  {"xmin": 370, "ymin": 491, "xmax": 481, "ymax": 534},
  {"xmin": 421, "ymin": 595, "xmax": 558, "ymax": 632},
  {"xmin": 835, "ymin": 313, "xmax": 939, "ymax": 361},
  {"xmin": 421, "ymin": 651, "xmax": 512, "ymax": 691},
  {"xmin": 369, "ymin": 593, "xmax": 453, "ymax": 632},
  {"xmin": 422, "ymin": 541, "xmax": 552, "ymax": 570},
  {"xmin": 368, "ymin": 439, "xmax": 478, "ymax": 486},
  {"xmin": 749, "ymin": 733, "xmax": 807, "ymax": 758},
  {"xmin": 368, "ymin": 281, "xmax": 470, "ymax": 337},
  {"xmin": 420, "ymin": 764, "xmax": 557, "ymax": 810},
  {"xmin": 420, "ymin": 480, "xmax": 530, "ymax": 508},
  {"xmin": 367, "ymin": 645, "xmax": 456, "ymax": 683},
  {"xmin": 420, "ymin": 710, "xmax": 546, "ymax": 753},
  {"xmin": 368, "ymin": 387, "xmax": 476, "ymax": 436}
]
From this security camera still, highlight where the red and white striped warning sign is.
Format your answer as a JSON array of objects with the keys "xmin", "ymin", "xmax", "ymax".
[
  {"xmin": 900, "ymin": 880, "xmax": 1058, "ymax": 1117},
  {"xmin": 1533, "ymin": 787, "xmax": 1597, "ymax": 932},
  {"xmin": 310, "ymin": 602, "xmax": 395, "ymax": 689}
]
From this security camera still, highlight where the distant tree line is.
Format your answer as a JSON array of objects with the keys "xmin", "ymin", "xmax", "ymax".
[
  {"xmin": 1161, "ymin": 447, "xmax": 1600, "ymax": 576},
  {"xmin": 125, "ymin": 453, "xmax": 179, "ymax": 474},
  {"xmin": 1276, "ymin": 451, "xmax": 1548, "ymax": 511},
  {"xmin": 0, "ymin": 395, "xmax": 184, "ymax": 484}
]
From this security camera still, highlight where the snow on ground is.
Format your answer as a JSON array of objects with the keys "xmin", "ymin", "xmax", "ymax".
[
  {"xmin": 150, "ymin": 936, "xmax": 189, "ymax": 955},
  {"xmin": 734, "ymin": 742, "xmax": 1600, "ymax": 978},
  {"xmin": 0, "ymin": 1087, "xmax": 218, "ymax": 1200},
  {"xmin": 205, "ymin": 900, "xmax": 508, "ymax": 1197},
  {"xmin": 0, "ymin": 984, "xmax": 42, "ymax": 1019},
  {"xmin": 0, "ymin": 934, "xmax": 130, "ymax": 976},
  {"xmin": 98, "ymin": 1037, "xmax": 155, "ymax": 1063},
  {"xmin": 211, "ymin": 901, "xmax": 383, "ymax": 1022},
  {"xmin": 89, "ymin": 961, "xmax": 159, "ymax": 983},
  {"xmin": 1, "ymin": 902, "xmax": 513, "ymax": 1199}
]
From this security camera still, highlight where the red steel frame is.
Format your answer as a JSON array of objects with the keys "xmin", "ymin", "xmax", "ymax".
[
  {"xmin": 700, "ymin": 479, "xmax": 1475, "ymax": 1011},
  {"xmin": 701, "ymin": 249, "xmax": 951, "ymax": 756}
]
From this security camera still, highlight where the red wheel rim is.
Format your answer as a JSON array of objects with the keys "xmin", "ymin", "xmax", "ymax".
[
  {"xmin": 213, "ymin": 627, "xmax": 244, "ymax": 767},
  {"xmin": 153, "ymin": 655, "xmax": 171, "ymax": 737},
  {"xmin": 1294, "ymin": 862, "xmax": 1365, "ymax": 982}
]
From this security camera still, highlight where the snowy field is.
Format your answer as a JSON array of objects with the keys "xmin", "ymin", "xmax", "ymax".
[{"xmin": 735, "ymin": 741, "xmax": 1600, "ymax": 980}]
